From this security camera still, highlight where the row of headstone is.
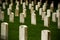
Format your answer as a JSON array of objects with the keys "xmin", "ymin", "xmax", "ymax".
[
  {"xmin": 19, "ymin": 25, "xmax": 51, "ymax": 40},
  {"xmin": 8, "ymin": 2, "xmax": 60, "ymax": 27},
  {"xmin": 1, "ymin": 23, "xmax": 51, "ymax": 40},
  {"xmin": 1, "ymin": 0, "xmax": 60, "ymax": 28}
]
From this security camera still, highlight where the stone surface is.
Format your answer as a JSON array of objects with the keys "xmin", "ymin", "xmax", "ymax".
[{"xmin": 19, "ymin": 25, "xmax": 27, "ymax": 40}]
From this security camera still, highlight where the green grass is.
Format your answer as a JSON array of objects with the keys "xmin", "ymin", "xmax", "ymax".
[{"xmin": 0, "ymin": 3, "xmax": 60, "ymax": 40}]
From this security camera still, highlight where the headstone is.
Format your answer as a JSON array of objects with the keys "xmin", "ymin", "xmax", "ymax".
[
  {"xmin": 23, "ymin": 2, "xmax": 26, "ymax": 9},
  {"xmin": 35, "ymin": 5, "xmax": 38, "ymax": 11},
  {"xmin": 41, "ymin": 30, "xmax": 51, "ymax": 40},
  {"xmin": 1, "ymin": 22, "xmax": 8, "ymax": 40},
  {"xmin": 3, "ymin": 2, "xmax": 6, "ymax": 9},
  {"xmin": 58, "ymin": 10, "xmax": 60, "ymax": 29},
  {"xmin": 23, "ymin": 9, "xmax": 26, "ymax": 17},
  {"xmin": 58, "ymin": 3, "xmax": 60, "ymax": 10},
  {"xmin": 56, "ymin": 9, "xmax": 59, "ymax": 18},
  {"xmin": 44, "ymin": 1, "xmax": 47, "ymax": 6},
  {"xmin": 40, "ymin": 0, "xmax": 42, "ymax": 6},
  {"xmin": 9, "ymin": 3, "xmax": 13, "ymax": 10},
  {"xmin": 32, "ymin": 1, "xmax": 34, "ymax": 7},
  {"xmin": 21, "ymin": 0, "xmax": 22, "ymax": 4},
  {"xmin": 52, "ymin": 12, "xmax": 56, "ymax": 22},
  {"xmin": 31, "ymin": 11, "xmax": 36, "ymax": 25},
  {"xmin": 0, "ymin": 11, "xmax": 4, "ymax": 21},
  {"xmin": 39, "ymin": 8, "xmax": 43, "ymax": 15},
  {"xmin": 42, "ymin": 12, "xmax": 46, "ymax": 20},
  {"xmin": 26, "ymin": 0, "xmax": 28, "ymax": 6},
  {"xmin": 50, "ymin": 1, "xmax": 54, "ymax": 12},
  {"xmin": 38, "ymin": 2, "xmax": 40, "ymax": 8},
  {"xmin": 19, "ymin": 25, "xmax": 27, "ymax": 40},
  {"xmin": 20, "ymin": 13, "xmax": 25, "ymax": 23},
  {"xmin": 15, "ymin": 6, "xmax": 19, "ymax": 16},
  {"xmin": 44, "ymin": 15, "xmax": 50, "ymax": 27},
  {"xmin": 29, "ymin": 3, "xmax": 32, "ymax": 9},
  {"xmin": 47, "ymin": 9, "xmax": 51, "ymax": 17},
  {"xmin": 31, "ymin": 7, "xmax": 34, "ymax": 13},
  {"xmin": 7, "ymin": 8, "xmax": 11, "ymax": 15},
  {"xmin": 43, "ymin": 4, "xmax": 46, "ymax": 12},
  {"xmin": 9, "ymin": 12, "xmax": 14, "ymax": 22},
  {"xmin": 16, "ymin": 1, "xmax": 19, "ymax": 6}
]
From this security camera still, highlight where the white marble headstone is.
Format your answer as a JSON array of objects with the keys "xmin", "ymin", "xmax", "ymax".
[
  {"xmin": 3, "ymin": 2, "xmax": 6, "ymax": 9},
  {"xmin": 0, "ymin": 11, "xmax": 4, "ymax": 21},
  {"xmin": 56, "ymin": 9, "xmax": 59, "ymax": 18},
  {"xmin": 35, "ymin": 5, "xmax": 38, "ymax": 11},
  {"xmin": 23, "ymin": 9, "xmax": 26, "ymax": 17},
  {"xmin": 1, "ymin": 11, "xmax": 4, "ymax": 21},
  {"xmin": 58, "ymin": 3, "xmax": 60, "ymax": 9},
  {"xmin": 9, "ymin": 12, "xmax": 14, "ymax": 22},
  {"xmin": 19, "ymin": 25, "xmax": 27, "ymax": 40},
  {"xmin": 42, "ymin": 12, "xmax": 46, "ymax": 20},
  {"xmin": 31, "ymin": 11, "xmax": 36, "ymax": 25},
  {"xmin": 39, "ymin": 8, "xmax": 43, "ymax": 15},
  {"xmin": 26, "ymin": 0, "xmax": 28, "ymax": 6},
  {"xmin": 9, "ymin": 3, "xmax": 13, "ymax": 10},
  {"xmin": 43, "ymin": 4, "xmax": 46, "ymax": 12},
  {"xmin": 29, "ymin": 3, "xmax": 32, "ymax": 9},
  {"xmin": 38, "ymin": 2, "xmax": 40, "ymax": 8},
  {"xmin": 32, "ymin": 1, "xmax": 34, "ymax": 6},
  {"xmin": 21, "ymin": 0, "xmax": 22, "ymax": 4},
  {"xmin": 52, "ymin": 12, "xmax": 56, "ymax": 22},
  {"xmin": 44, "ymin": 15, "xmax": 50, "ymax": 27},
  {"xmin": 23, "ymin": 2, "xmax": 26, "ymax": 9},
  {"xmin": 16, "ymin": 1, "xmax": 19, "ymax": 6},
  {"xmin": 50, "ymin": 2, "xmax": 54, "ymax": 12},
  {"xmin": 41, "ymin": 30, "xmax": 51, "ymax": 40},
  {"xmin": 1, "ymin": 22, "xmax": 8, "ymax": 40},
  {"xmin": 47, "ymin": 9, "xmax": 51, "ymax": 17},
  {"xmin": 7, "ymin": 8, "xmax": 11, "ymax": 15},
  {"xmin": 31, "ymin": 7, "xmax": 34, "ymax": 13},
  {"xmin": 58, "ymin": 10, "xmax": 60, "ymax": 29},
  {"xmin": 20, "ymin": 13, "xmax": 25, "ymax": 23},
  {"xmin": 15, "ymin": 5, "xmax": 19, "ymax": 16}
]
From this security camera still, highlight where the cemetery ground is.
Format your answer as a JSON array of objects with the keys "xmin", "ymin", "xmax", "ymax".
[{"xmin": 0, "ymin": 3, "xmax": 60, "ymax": 40}]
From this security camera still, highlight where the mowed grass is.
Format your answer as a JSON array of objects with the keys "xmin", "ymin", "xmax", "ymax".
[{"xmin": 0, "ymin": 3, "xmax": 60, "ymax": 40}]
